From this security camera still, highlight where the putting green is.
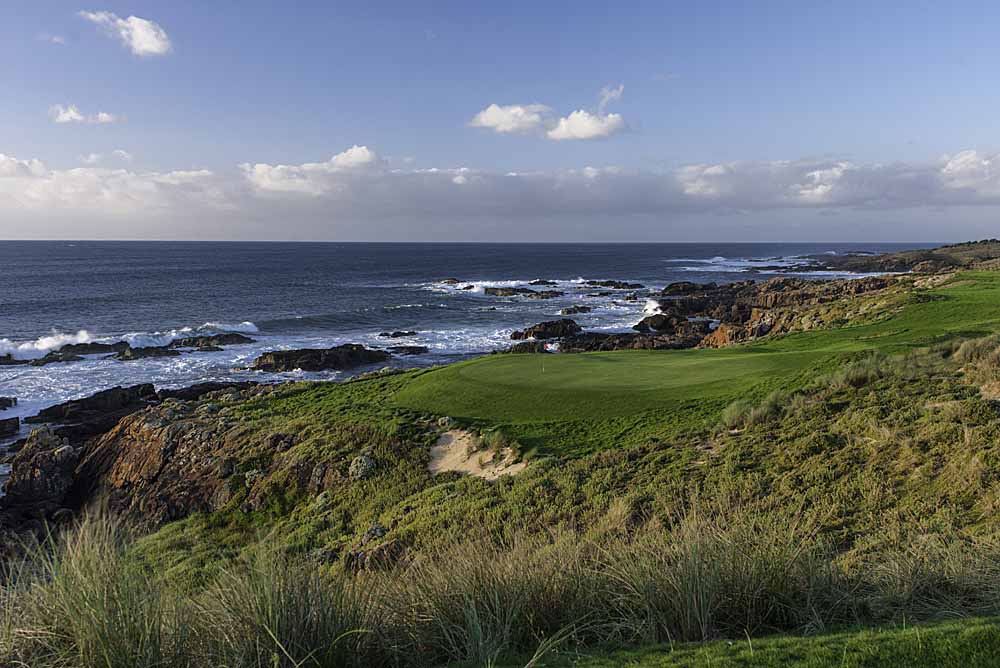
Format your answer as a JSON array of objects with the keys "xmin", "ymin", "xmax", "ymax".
[{"xmin": 395, "ymin": 271, "xmax": 1000, "ymax": 451}]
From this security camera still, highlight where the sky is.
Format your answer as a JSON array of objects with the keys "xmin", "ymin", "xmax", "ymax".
[{"xmin": 2, "ymin": 1, "xmax": 1000, "ymax": 241}]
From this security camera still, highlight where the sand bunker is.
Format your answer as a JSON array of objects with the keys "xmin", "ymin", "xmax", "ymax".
[{"xmin": 428, "ymin": 429, "xmax": 527, "ymax": 481}]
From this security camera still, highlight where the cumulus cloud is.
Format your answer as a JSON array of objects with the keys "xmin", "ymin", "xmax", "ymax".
[
  {"xmin": 598, "ymin": 83, "xmax": 624, "ymax": 113},
  {"xmin": 547, "ymin": 110, "xmax": 625, "ymax": 141},
  {"xmin": 0, "ymin": 156, "xmax": 227, "ymax": 217},
  {"xmin": 468, "ymin": 104, "xmax": 551, "ymax": 134},
  {"xmin": 472, "ymin": 85, "xmax": 626, "ymax": 141},
  {"xmin": 241, "ymin": 145, "xmax": 380, "ymax": 195},
  {"xmin": 78, "ymin": 150, "xmax": 133, "ymax": 165},
  {"xmin": 49, "ymin": 104, "xmax": 120, "ymax": 124},
  {"xmin": 7, "ymin": 148, "xmax": 1000, "ymax": 240},
  {"xmin": 79, "ymin": 10, "xmax": 172, "ymax": 56}
]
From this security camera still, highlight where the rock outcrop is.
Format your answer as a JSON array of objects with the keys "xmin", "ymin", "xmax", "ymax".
[
  {"xmin": 585, "ymin": 280, "xmax": 645, "ymax": 290},
  {"xmin": 484, "ymin": 287, "xmax": 564, "ymax": 299},
  {"xmin": 511, "ymin": 319, "xmax": 582, "ymax": 340},
  {"xmin": 113, "ymin": 346, "xmax": 182, "ymax": 361},
  {"xmin": 0, "ymin": 417, "xmax": 18, "ymax": 438},
  {"xmin": 168, "ymin": 333, "xmax": 255, "ymax": 349},
  {"xmin": 251, "ymin": 344, "xmax": 391, "ymax": 372},
  {"xmin": 0, "ymin": 397, "xmax": 16, "ymax": 411},
  {"xmin": 25, "ymin": 384, "xmax": 159, "ymax": 444},
  {"xmin": 559, "ymin": 305, "xmax": 592, "ymax": 315},
  {"xmin": 1, "ymin": 427, "xmax": 79, "ymax": 515}
]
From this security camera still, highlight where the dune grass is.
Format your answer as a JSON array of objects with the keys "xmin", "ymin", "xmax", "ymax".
[
  {"xmin": 9, "ymin": 502, "xmax": 1000, "ymax": 668},
  {"xmin": 394, "ymin": 271, "xmax": 1000, "ymax": 454}
]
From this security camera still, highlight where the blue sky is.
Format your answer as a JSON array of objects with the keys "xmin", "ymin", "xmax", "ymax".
[{"xmin": 2, "ymin": 1, "xmax": 1000, "ymax": 240}]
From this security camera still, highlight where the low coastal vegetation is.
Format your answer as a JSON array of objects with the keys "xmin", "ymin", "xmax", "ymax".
[{"xmin": 9, "ymin": 246, "xmax": 1000, "ymax": 665}]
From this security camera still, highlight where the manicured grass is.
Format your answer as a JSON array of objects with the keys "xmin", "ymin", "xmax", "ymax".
[
  {"xmin": 395, "ymin": 272, "xmax": 1000, "ymax": 454},
  {"xmin": 493, "ymin": 618, "xmax": 1000, "ymax": 668}
]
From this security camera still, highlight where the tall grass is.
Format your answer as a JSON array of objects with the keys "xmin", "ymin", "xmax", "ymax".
[
  {"xmin": 7, "ymin": 506, "xmax": 1000, "ymax": 667},
  {"xmin": 2, "ymin": 514, "xmax": 187, "ymax": 668}
]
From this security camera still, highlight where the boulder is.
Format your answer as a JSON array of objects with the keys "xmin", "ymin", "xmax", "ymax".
[
  {"xmin": 0, "ymin": 417, "xmax": 18, "ymax": 438},
  {"xmin": 439, "ymin": 278, "xmax": 462, "ymax": 285},
  {"xmin": 349, "ymin": 454, "xmax": 378, "ymax": 480},
  {"xmin": 168, "ymin": 333, "xmax": 255, "ymax": 349},
  {"xmin": 511, "ymin": 319, "xmax": 582, "ymax": 340},
  {"xmin": 529, "ymin": 279, "xmax": 557, "ymax": 286},
  {"xmin": 251, "ymin": 344, "xmax": 391, "ymax": 372},
  {"xmin": 585, "ymin": 280, "xmax": 645, "ymax": 290},
  {"xmin": 60, "ymin": 341, "xmax": 130, "ymax": 355},
  {"xmin": 0, "ymin": 427, "xmax": 78, "ymax": 511},
  {"xmin": 525, "ymin": 290, "xmax": 565, "ymax": 300},
  {"xmin": 25, "ymin": 384, "xmax": 159, "ymax": 444},
  {"xmin": 113, "ymin": 346, "xmax": 181, "ymax": 361},
  {"xmin": 559, "ymin": 305, "xmax": 592, "ymax": 315},
  {"xmin": 157, "ymin": 381, "xmax": 257, "ymax": 402},
  {"xmin": 378, "ymin": 331, "xmax": 417, "ymax": 338},
  {"xmin": 506, "ymin": 341, "xmax": 550, "ymax": 354},
  {"xmin": 661, "ymin": 281, "xmax": 709, "ymax": 296},
  {"xmin": 0, "ymin": 397, "xmax": 16, "ymax": 411}
]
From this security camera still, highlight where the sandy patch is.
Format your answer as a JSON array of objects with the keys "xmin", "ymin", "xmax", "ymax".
[{"xmin": 428, "ymin": 429, "xmax": 527, "ymax": 481}]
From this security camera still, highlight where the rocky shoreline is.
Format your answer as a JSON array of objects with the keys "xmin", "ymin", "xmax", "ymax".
[{"xmin": 4, "ymin": 241, "xmax": 996, "ymax": 550}]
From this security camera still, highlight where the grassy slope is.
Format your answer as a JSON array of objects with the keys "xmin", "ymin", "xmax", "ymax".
[
  {"xmin": 496, "ymin": 618, "xmax": 1000, "ymax": 668},
  {"xmin": 395, "ymin": 271, "xmax": 1000, "ymax": 454}
]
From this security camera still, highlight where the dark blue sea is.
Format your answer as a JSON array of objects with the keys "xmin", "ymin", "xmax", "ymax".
[{"xmin": 1, "ymin": 241, "xmax": 933, "ymax": 428}]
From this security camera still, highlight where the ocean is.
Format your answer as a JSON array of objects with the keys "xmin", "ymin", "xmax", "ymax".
[{"xmin": 1, "ymin": 241, "xmax": 932, "ymax": 435}]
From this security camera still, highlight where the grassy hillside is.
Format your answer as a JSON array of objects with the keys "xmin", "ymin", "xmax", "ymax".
[
  {"xmin": 12, "ymin": 262, "xmax": 1000, "ymax": 666},
  {"xmin": 496, "ymin": 618, "xmax": 1000, "ymax": 668},
  {"xmin": 396, "ymin": 271, "xmax": 1000, "ymax": 454}
]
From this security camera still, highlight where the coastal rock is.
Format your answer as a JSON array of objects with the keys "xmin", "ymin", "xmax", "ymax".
[
  {"xmin": 439, "ymin": 278, "xmax": 462, "ymax": 285},
  {"xmin": 633, "ymin": 313, "xmax": 685, "ymax": 333},
  {"xmin": 113, "ymin": 346, "xmax": 182, "ymax": 361},
  {"xmin": 387, "ymin": 345, "xmax": 429, "ymax": 355},
  {"xmin": 25, "ymin": 384, "xmax": 159, "ymax": 444},
  {"xmin": 529, "ymin": 279, "xmax": 557, "ymax": 286},
  {"xmin": 506, "ymin": 341, "xmax": 550, "ymax": 354},
  {"xmin": 379, "ymin": 331, "xmax": 417, "ymax": 338},
  {"xmin": 559, "ymin": 305, "xmax": 592, "ymax": 315},
  {"xmin": 61, "ymin": 341, "xmax": 130, "ymax": 355},
  {"xmin": 0, "ymin": 397, "xmax": 16, "ymax": 411},
  {"xmin": 661, "ymin": 281, "xmax": 708, "ymax": 296},
  {"xmin": 169, "ymin": 333, "xmax": 255, "ymax": 349},
  {"xmin": 558, "ymin": 331, "xmax": 706, "ymax": 352},
  {"xmin": 0, "ymin": 427, "xmax": 78, "ymax": 512},
  {"xmin": 585, "ymin": 280, "xmax": 645, "ymax": 290},
  {"xmin": 0, "ymin": 417, "xmax": 18, "ymax": 438},
  {"xmin": 484, "ymin": 287, "xmax": 564, "ymax": 299},
  {"xmin": 511, "ymin": 319, "xmax": 582, "ymax": 340},
  {"xmin": 157, "ymin": 381, "xmax": 258, "ymax": 402},
  {"xmin": 251, "ymin": 344, "xmax": 391, "ymax": 372}
]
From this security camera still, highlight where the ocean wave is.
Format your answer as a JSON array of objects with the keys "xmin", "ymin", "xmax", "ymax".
[
  {"xmin": 0, "ymin": 330, "xmax": 95, "ymax": 360},
  {"xmin": 1, "ymin": 321, "xmax": 259, "ymax": 360}
]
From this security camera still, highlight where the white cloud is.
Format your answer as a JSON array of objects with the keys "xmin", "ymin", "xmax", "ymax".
[
  {"xmin": 546, "ymin": 110, "xmax": 625, "ymax": 140},
  {"xmin": 468, "ymin": 104, "xmax": 551, "ymax": 134},
  {"xmin": 473, "ymin": 86, "xmax": 626, "ymax": 141},
  {"xmin": 0, "ymin": 154, "xmax": 47, "ymax": 178},
  {"xmin": 49, "ymin": 104, "xmax": 120, "ymax": 124},
  {"xmin": 598, "ymin": 83, "xmax": 624, "ymax": 113},
  {"xmin": 39, "ymin": 33, "xmax": 66, "ymax": 45},
  {"xmin": 7, "ymin": 148, "xmax": 1000, "ymax": 240},
  {"xmin": 78, "ymin": 150, "xmax": 133, "ymax": 165},
  {"xmin": 79, "ymin": 10, "xmax": 172, "ymax": 56},
  {"xmin": 241, "ymin": 145, "xmax": 380, "ymax": 195},
  {"xmin": 49, "ymin": 104, "xmax": 85, "ymax": 123}
]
